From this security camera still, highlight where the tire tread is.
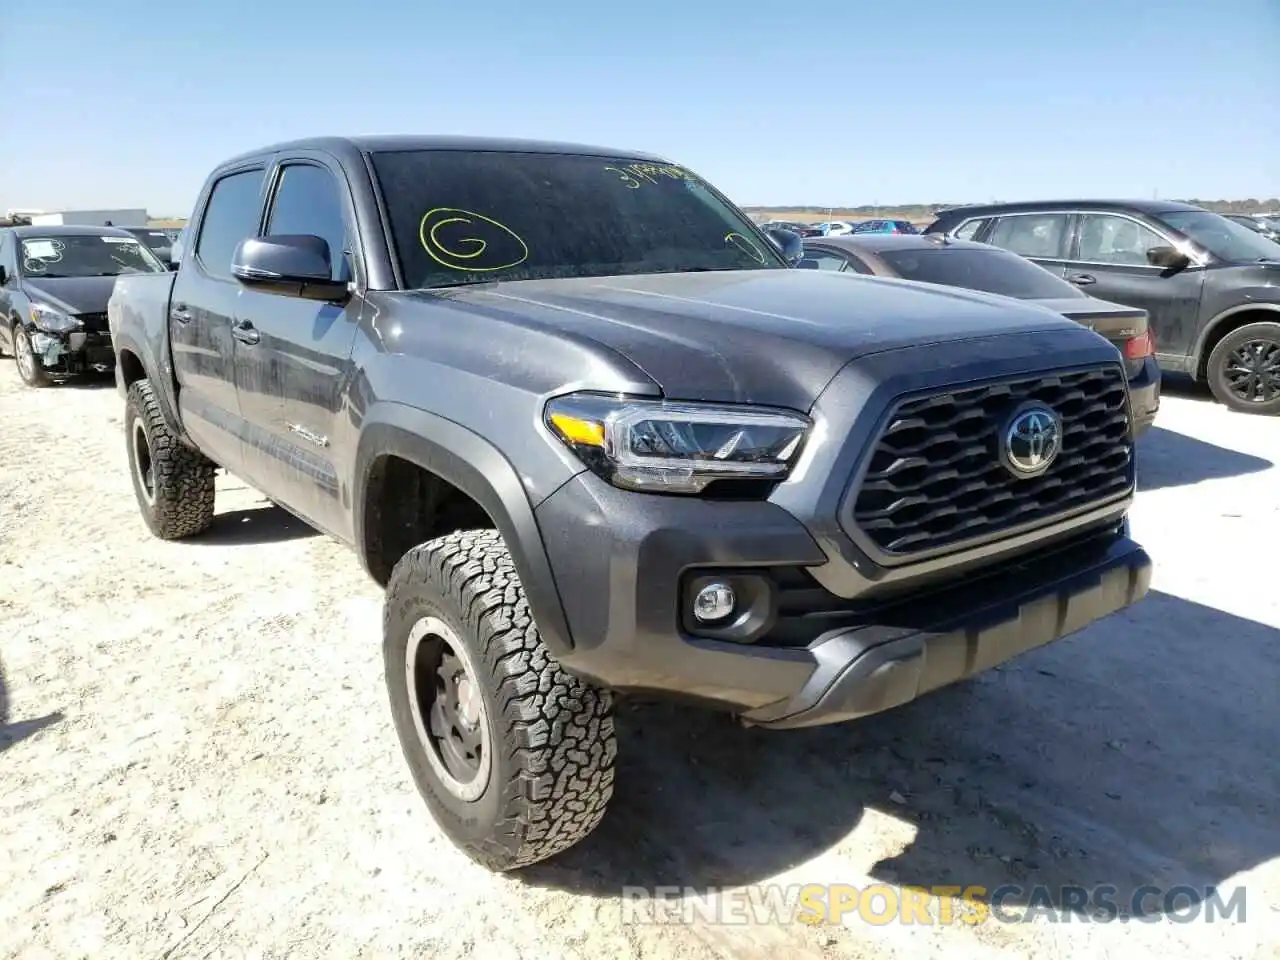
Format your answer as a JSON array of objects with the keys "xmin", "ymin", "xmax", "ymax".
[
  {"xmin": 125, "ymin": 379, "xmax": 216, "ymax": 539},
  {"xmin": 385, "ymin": 528, "xmax": 616, "ymax": 870}
]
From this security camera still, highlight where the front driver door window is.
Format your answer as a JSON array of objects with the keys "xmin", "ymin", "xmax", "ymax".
[
  {"xmin": 1067, "ymin": 212, "xmax": 1205, "ymax": 361},
  {"xmin": 1075, "ymin": 213, "xmax": 1165, "ymax": 266}
]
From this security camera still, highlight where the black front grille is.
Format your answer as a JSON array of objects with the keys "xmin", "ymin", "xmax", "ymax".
[
  {"xmin": 77, "ymin": 312, "xmax": 109, "ymax": 333},
  {"xmin": 849, "ymin": 364, "xmax": 1133, "ymax": 557}
]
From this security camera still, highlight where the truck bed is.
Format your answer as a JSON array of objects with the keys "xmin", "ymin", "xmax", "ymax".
[{"xmin": 107, "ymin": 270, "xmax": 179, "ymax": 409}]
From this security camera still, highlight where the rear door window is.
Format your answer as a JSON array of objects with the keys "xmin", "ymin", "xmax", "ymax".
[
  {"xmin": 195, "ymin": 169, "xmax": 266, "ymax": 278},
  {"xmin": 986, "ymin": 213, "xmax": 1070, "ymax": 259}
]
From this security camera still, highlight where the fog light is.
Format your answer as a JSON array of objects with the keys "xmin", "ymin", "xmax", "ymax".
[{"xmin": 693, "ymin": 582, "xmax": 736, "ymax": 623}]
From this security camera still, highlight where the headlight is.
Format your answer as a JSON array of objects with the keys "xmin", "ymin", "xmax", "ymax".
[
  {"xmin": 544, "ymin": 392, "xmax": 810, "ymax": 495},
  {"xmin": 30, "ymin": 303, "xmax": 80, "ymax": 334}
]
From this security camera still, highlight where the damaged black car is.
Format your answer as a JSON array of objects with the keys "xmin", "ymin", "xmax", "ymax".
[{"xmin": 0, "ymin": 224, "xmax": 169, "ymax": 387}]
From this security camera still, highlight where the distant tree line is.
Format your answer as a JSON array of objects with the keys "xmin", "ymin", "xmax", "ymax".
[{"xmin": 745, "ymin": 199, "xmax": 1280, "ymax": 223}]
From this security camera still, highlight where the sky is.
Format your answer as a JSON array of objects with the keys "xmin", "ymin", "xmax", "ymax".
[{"xmin": 1, "ymin": 0, "xmax": 1277, "ymax": 217}]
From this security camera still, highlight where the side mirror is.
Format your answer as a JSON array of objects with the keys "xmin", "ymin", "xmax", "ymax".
[
  {"xmin": 1146, "ymin": 245, "xmax": 1190, "ymax": 270},
  {"xmin": 766, "ymin": 228, "xmax": 804, "ymax": 265},
  {"xmin": 231, "ymin": 234, "xmax": 349, "ymax": 302},
  {"xmin": 0, "ymin": 265, "xmax": 7, "ymax": 285}
]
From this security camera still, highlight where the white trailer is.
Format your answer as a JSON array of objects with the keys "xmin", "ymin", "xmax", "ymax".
[{"xmin": 28, "ymin": 208, "xmax": 149, "ymax": 227}]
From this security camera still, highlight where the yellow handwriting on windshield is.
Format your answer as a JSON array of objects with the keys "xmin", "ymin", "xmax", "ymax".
[
  {"xmin": 603, "ymin": 163, "xmax": 699, "ymax": 189},
  {"xmin": 418, "ymin": 207, "xmax": 529, "ymax": 272},
  {"xmin": 724, "ymin": 232, "xmax": 768, "ymax": 264}
]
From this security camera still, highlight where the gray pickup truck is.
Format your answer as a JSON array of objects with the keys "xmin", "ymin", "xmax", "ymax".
[{"xmin": 108, "ymin": 135, "xmax": 1152, "ymax": 871}]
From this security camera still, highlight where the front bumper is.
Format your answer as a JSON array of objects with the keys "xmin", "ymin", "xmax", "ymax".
[
  {"xmin": 28, "ymin": 329, "xmax": 115, "ymax": 374},
  {"xmin": 536, "ymin": 471, "xmax": 1151, "ymax": 726},
  {"xmin": 739, "ymin": 525, "xmax": 1150, "ymax": 728}
]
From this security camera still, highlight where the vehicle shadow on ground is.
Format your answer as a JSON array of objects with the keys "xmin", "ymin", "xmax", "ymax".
[
  {"xmin": 0, "ymin": 659, "xmax": 63, "ymax": 754},
  {"xmin": 54, "ymin": 371, "xmax": 117, "ymax": 390},
  {"xmin": 523, "ymin": 590, "xmax": 1279, "ymax": 920},
  {"xmin": 1158, "ymin": 373, "xmax": 1213, "ymax": 402},
  {"xmin": 1136, "ymin": 425, "xmax": 1272, "ymax": 492},
  {"xmin": 189, "ymin": 505, "xmax": 319, "ymax": 546}
]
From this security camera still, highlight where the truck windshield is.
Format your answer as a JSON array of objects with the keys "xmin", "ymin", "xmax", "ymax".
[
  {"xmin": 369, "ymin": 149, "xmax": 788, "ymax": 289},
  {"xmin": 876, "ymin": 246, "xmax": 1087, "ymax": 300},
  {"xmin": 1156, "ymin": 210, "xmax": 1280, "ymax": 262},
  {"xmin": 19, "ymin": 234, "xmax": 167, "ymax": 277}
]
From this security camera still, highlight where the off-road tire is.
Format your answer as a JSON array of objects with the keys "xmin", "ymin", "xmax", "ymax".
[
  {"xmin": 13, "ymin": 326, "xmax": 50, "ymax": 387},
  {"xmin": 1205, "ymin": 320, "xmax": 1280, "ymax": 416},
  {"xmin": 124, "ymin": 378, "xmax": 216, "ymax": 539},
  {"xmin": 384, "ymin": 528, "xmax": 616, "ymax": 871}
]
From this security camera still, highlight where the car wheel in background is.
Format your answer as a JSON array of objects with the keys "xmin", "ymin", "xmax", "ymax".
[
  {"xmin": 13, "ymin": 326, "xmax": 50, "ymax": 387},
  {"xmin": 1206, "ymin": 320, "xmax": 1280, "ymax": 416}
]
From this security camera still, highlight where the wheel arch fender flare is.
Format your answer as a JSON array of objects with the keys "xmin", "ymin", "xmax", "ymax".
[
  {"xmin": 113, "ymin": 332, "xmax": 189, "ymax": 442},
  {"xmin": 1192, "ymin": 302, "xmax": 1280, "ymax": 377},
  {"xmin": 354, "ymin": 402, "xmax": 575, "ymax": 657}
]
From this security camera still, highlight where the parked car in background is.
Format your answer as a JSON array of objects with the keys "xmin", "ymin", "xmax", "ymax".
[
  {"xmin": 757, "ymin": 219, "xmax": 822, "ymax": 238},
  {"xmin": 925, "ymin": 200, "xmax": 1280, "ymax": 415},
  {"xmin": 120, "ymin": 226, "xmax": 179, "ymax": 267},
  {"xmin": 847, "ymin": 218, "xmax": 919, "ymax": 235},
  {"xmin": 814, "ymin": 220, "xmax": 855, "ymax": 236},
  {"xmin": 0, "ymin": 224, "xmax": 169, "ymax": 386},
  {"xmin": 1224, "ymin": 214, "xmax": 1280, "ymax": 243},
  {"xmin": 800, "ymin": 232, "xmax": 1160, "ymax": 434}
]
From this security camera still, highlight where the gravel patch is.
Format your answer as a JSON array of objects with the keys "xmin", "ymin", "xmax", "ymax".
[{"xmin": 2, "ymin": 368, "xmax": 1277, "ymax": 960}]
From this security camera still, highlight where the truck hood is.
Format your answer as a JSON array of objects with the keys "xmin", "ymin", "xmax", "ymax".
[
  {"xmin": 409, "ymin": 269, "xmax": 1078, "ymax": 409},
  {"xmin": 21, "ymin": 276, "xmax": 118, "ymax": 315}
]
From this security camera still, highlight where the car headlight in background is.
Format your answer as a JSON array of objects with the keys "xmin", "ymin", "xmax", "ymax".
[
  {"xmin": 544, "ymin": 392, "xmax": 810, "ymax": 495},
  {"xmin": 29, "ymin": 303, "xmax": 80, "ymax": 334}
]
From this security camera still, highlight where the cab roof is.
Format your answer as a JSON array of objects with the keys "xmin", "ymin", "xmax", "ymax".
[{"xmin": 219, "ymin": 134, "xmax": 673, "ymax": 168}]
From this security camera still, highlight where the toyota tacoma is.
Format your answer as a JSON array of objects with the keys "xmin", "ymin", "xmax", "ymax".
[{"xmin": 108, "ymin": 135, "xmax": 1152, "ymax": 871}]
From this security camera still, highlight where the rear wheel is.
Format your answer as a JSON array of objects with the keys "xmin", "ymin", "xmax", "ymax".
[
  {"xmin": 124, "ymin": 379, "xmax": 216, "ymax": 538},
  {"xmin": 384, "ymin": 529, "xmax": 616, "ymax": 871},
  {"xmin": 13, "ymin": 326, "xmax": 50, "ymax": 387},
  {"xmin": 1206, "ymin": 321, "xmax": 1280, "ymax": 415}
]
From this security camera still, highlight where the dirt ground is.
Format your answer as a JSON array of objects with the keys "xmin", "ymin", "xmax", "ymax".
[{"xmin": 2, "ymin": 366, "xmax": 1278, "ymax": 960}]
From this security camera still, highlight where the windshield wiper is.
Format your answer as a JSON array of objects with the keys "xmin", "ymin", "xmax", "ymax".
[{"xmin": 422, "ymin": 278, "xmax": 500, "ymax": 291}]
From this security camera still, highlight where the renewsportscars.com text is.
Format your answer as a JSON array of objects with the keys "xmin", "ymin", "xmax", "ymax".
[{"xmin": 620, "ymin": 883, "xmax": 1248, "ymax": 926}]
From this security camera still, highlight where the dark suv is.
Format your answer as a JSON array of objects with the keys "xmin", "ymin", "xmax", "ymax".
[{"xmin": 925, "ymin": 200, "xmax": 1280, "ymax": 415}]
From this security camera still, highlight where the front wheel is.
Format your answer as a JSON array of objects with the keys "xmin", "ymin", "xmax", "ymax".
[
  {"xmin": 124, "ymin": 379, "xmax": 217, "ymax": 539},
  {"xmin": 13, "ymin": 326, "xmax": 50, "ymax": 387},
  {"xmin": 1205, "ymin": 321, "xmax": 1280, "ymax": 415},
  {"xmin": 384, "ymin": 529, "xmax": 616, "ymax": 871}
]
